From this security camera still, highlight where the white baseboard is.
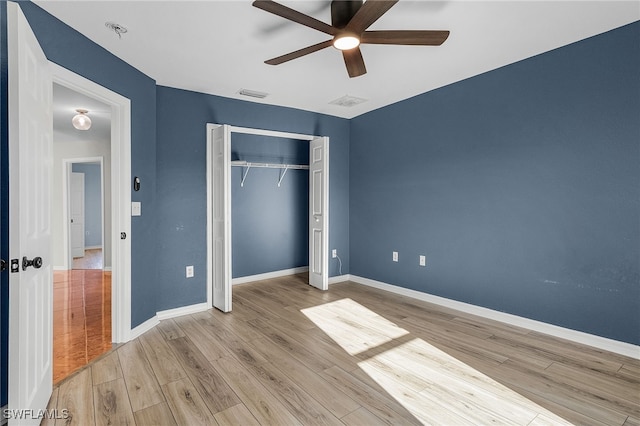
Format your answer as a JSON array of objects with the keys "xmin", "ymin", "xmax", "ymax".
[
  {"xmin": 128, "ymin": 302, "xmax": 210, "ymax": 340},
  {"xmin": 349, "ymin": 275, "xmax": 640, "ymax": 360},
  {"xmin": 85, "ymin": 245, "xmax": 102, "ymax": 250},
  {"xmin": 157, "ymin": 302, "xmax": 210, "ymax": 321},
  {"xmin": 129, "ymin": 315, "xmax": 160, "ymax": 340},
  {"xmin": 232, "ymin": 267, "xmax": 309, "ymax": 285},
  {"xmin": 103, "ymin": 266, "xmax": 112, "ymax": 272},
  {"xmin": 329, "ymin": 274, "xmax": 352, "ymax": 285}
]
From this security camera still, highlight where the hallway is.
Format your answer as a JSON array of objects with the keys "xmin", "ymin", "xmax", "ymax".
[{"xmin": 53, "ymin": 270, "xmax": 112, "ymax": 383}]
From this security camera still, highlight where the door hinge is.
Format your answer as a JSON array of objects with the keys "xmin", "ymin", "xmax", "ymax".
[{"xmin": 0, "ymin": 259, "xmax": 6, "ymax": 272}]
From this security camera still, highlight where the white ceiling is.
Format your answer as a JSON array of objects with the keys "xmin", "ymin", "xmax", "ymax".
[{"xmin": 36, "ymin": 1, "xmax": 639, "ymax": 119}]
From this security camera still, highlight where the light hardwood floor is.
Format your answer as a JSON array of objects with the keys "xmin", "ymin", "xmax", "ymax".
[{"xmin": 46, "ymin": 274, "xmax": 639, "ymax": 425}]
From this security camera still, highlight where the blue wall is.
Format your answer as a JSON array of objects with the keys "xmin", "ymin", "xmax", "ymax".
[
  {"xmin": 17, "ymin": 1, "xmax": 159, "ymax": 328},
  {"xmin": 350, "ymin": 22, "xmax": 640, "ymax": 345},
  {"xmin": 232, "ymin": 134, "xmax": 309, "ymax": 278},
  {"xmin": 155, "ymin": 86, "xmax": 350, "ymax": 311},
  {"xmin": 72, "ymin": 163, "xmax": 102, "ymax": 248}
]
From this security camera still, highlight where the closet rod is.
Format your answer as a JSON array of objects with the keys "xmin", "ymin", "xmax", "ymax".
[
  {"xmin": 231, "ymin": 160, "xmax": 309, "ymax": 170},
  {"xmin": 231, "ymin": 160, "xmax": 309, "ymax": 187}
]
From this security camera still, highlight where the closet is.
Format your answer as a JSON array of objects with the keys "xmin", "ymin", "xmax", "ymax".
[{"xmin": 206, "ymin": 124, "xmax": 329, "ymax": 312}]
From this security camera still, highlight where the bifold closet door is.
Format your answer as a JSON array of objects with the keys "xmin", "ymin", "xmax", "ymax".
[
  {"xmin": 309, "ymin": 136, "xmax": 329, "ymax": 291},
  {"xmin": 210, "ymin": 124, "xmax": 232, "ymax": 312}
]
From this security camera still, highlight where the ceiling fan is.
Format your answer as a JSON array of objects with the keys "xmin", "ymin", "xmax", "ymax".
[{"xmin": 253, "ymin": 0, "xmax": 450, "ymax": 78}]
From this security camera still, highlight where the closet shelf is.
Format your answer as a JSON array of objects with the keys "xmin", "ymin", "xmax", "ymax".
[{"xmin": 231, "ymin": 160, "xmax": 309, "ymax": 187}]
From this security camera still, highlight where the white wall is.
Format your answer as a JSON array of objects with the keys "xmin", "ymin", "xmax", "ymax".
[{"xmin": 53, "ymin": 130, "xmax": 112, "ymax": 269}]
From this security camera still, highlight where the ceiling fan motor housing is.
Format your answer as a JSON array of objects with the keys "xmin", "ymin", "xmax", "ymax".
[{"xmin": 331, "ymin": 0, "xmax": 363, "ymax": 28}]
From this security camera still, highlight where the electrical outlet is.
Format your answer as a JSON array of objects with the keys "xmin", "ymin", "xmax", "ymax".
[
  {"xmin": 332, "ymin": 249, "xmax": 337, "ymax": 258},
  {"xmin": 419, "ymin": 255, "xmax": 426, "ymax": 267},
  {"xmin": 186, "ymin": 265, "xmax": 194, "ymax": 278},
  {"xmin": 392, "ymin": 251, "xmax": 398, "ymax": 262}
]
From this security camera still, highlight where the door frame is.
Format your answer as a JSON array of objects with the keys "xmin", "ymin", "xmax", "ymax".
[
  {"xmin": 206, "ymin": 124, "xmax": 329, "ymax": 309},
  {"xmin": 62, "ymin": 157, "xmax": 104, "ymax": 269},
  {"xmin": 51, "ymin": 63, "xmax": 132, "ymax": 343}
]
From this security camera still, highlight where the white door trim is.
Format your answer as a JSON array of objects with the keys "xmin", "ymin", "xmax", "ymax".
[
  {"xmin": 62, "ymin": 157, "xmax": 104, "ymax": 270},
  {"xmin": 51, "ymin": 62, "xmax": 132, "ymax": 343}
]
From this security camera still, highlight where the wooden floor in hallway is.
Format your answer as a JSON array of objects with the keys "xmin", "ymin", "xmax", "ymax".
[
  {"xmin": 72, "ymin": 248, "xmax": 104, "ymax": 270},
  {"xmin": 46, "ymin": 274, "xmax": 639, "ymax": 425},
  {"xmin": 53, "ymin": 269, "xmax": 112, "ymax": 384}
]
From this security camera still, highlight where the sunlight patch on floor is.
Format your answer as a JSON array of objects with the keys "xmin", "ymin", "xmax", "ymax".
[
  {"xmin": 301, "ymin": 298, "xmax": 408, "ymax": 355},
  {"xmin": 302, "ymin": 299, "xmax": 573, "ymax": 425}
]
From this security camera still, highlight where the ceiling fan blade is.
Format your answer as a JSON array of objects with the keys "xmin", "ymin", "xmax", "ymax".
[
  {"xmin": 265, "ymin": 40, "xmax": 333, "ymax": 65},
  {"xmin": 361, "ymin": 30, "xmax": 450, "ymax": 45},
  {"xmin": 346, "ymin": 0, "xmax": 398, "ymax": 34},
  {"xmin": 253, "ymin": 0, "xmax": 337, "ymax": 36},
  {"xmin": 343, "ymin": 47, "xmax": 367, "ymax": 78}
]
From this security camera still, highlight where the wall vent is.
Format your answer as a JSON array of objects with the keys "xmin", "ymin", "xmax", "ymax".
[
  {"xmin": 237, "ymin": 88, "xmax": 269, "ymax": 99},
  {"xmin": 329, "ymin": 95, "xmax": 367, "ymax": 107}
]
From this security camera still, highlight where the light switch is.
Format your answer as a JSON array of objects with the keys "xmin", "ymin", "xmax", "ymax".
[{"xmin": 131, "ymin": 202, "xmax": 141, "ymax": 216}]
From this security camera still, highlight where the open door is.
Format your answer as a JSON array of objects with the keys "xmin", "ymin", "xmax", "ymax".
[
  {"xmin": 208, "ymin": 124, "xmax": 232, "ymax": 312},
  {"xmin": 7, "ymin": 1, "xmax": 54, "ymax": 421},
  {"xmin": 309, "ymin": 137, "xmax": 329, "ymax": 290}
]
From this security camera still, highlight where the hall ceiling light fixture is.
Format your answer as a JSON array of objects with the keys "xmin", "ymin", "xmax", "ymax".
[{"xmin": 72, "ymin": 108, "xmax": 92, "ymax": 130}]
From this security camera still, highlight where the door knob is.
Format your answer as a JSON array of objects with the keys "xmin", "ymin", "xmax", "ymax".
[{"xmin": 22, "ymin": 256, "xmax": 43, "ymax": 271}]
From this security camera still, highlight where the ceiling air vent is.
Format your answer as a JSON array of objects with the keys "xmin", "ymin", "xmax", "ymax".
[
  {"xmin": 237, "ymin": 88, "xmax": 269, "ymax": 99},
  {"xmin": 329, "ymin": 95, "xmax": 367, "ymax": 108}
]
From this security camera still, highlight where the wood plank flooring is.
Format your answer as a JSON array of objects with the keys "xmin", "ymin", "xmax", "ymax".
[
  {"xmin": 54, "ymin": 270, "xmax": 112, "ymax": 383},
  {"xmin": 47, "ymin": 274, "xmax": 640, "ymax": 425},
  {"xmin": 73, "ymin": 248, "xmax": 104, "ymax": 270}
]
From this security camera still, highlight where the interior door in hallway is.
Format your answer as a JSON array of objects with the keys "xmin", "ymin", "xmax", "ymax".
[{"xmin": 70, "ymin": 171, "xmax": 85, "ymax": 259}]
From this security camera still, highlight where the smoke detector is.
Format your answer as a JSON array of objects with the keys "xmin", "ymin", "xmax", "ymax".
[{"xmin": 105, "ymin": 22, "xmax": 128, "ymax": 39}]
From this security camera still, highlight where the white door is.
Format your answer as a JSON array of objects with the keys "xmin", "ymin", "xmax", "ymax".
[
  {"xmin": 7, "ymin": 1, "xmax": 54, "ymax": 422},
  {"xmin": 309, "ymin": 137, "xmax": 329, "ymax": 290},
  {"xmin": 209, "ymin": 124, "xmax": 232, "ymax": 312},
  {"xmin": 70, "ymin": 171, "xmax": 85, "ymax": 259}
]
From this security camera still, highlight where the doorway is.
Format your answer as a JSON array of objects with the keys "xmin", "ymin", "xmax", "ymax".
[
  {"xmin": 50, "ymin": 62, "xmax": 132, "ymax": 344},
  {"xmin": 52, "ymin": 84, "xmax": 113, "ymax": 382},
  {"xmin": 65, "ymin": 159, "xmax": 105, "ymax": 271}
]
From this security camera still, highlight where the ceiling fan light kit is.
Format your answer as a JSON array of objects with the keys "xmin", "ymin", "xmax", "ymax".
[
  {"xmin": 333, "ymin": 33, "xmax": 360, "ymax": 51},
  {"xmin": 253, "ymin": 0, "xmax": 450, "ymax": 78}
]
